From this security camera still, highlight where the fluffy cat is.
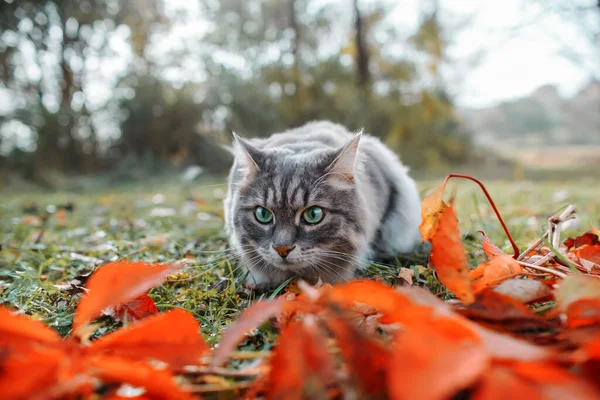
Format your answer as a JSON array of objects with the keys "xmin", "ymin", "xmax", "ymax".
[{"xmin": 223, "ymin": 121, "xmax": 422, "ymax": 289}]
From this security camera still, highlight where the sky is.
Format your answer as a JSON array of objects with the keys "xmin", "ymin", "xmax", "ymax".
[
  {"xmin": 387, "ymin": 0, "xmax": 600, "ymax": 108},
  {"xmin": 160, "ymin": 0, "xmax": 600, "ymax": 108}
]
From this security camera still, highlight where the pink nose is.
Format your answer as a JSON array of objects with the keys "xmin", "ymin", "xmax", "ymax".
[{"xmin": 273, "ymin": 245, "xmax": 295, "ymax": 258}]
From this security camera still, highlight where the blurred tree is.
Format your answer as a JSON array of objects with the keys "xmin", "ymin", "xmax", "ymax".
[
  {"xmin": 0, "ymin": 0, "xmax": 163, "ymax": 182},
  {"xmin": 0, "ymin": 0, "xmax": 474, "ymax": 182}
]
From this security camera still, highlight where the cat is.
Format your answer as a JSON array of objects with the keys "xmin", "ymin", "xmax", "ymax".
[{"xmin": 223, "ymin": 121, "xmax": 422, "ymax": 290}]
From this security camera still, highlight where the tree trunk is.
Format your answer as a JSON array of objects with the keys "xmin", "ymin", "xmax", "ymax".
[{"xmin": 353, "ymin": 0, "xmax": 370, "ymax": 105}]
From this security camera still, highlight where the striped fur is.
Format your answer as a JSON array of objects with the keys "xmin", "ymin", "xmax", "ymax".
[{"xmin": 224, "ymin": 121, "xmax": 422, "ymax": 289}]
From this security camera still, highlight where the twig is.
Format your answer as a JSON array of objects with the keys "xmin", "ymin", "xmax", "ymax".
[
  {"xmin": 517, "ymin": 230, "xmax": 549, "ymax": 261},
  {"xmin": 444, "ymin": 174, "xmax": 520, "ymax": 259},
  {"xmin": 516, "ymin": 261, "xmax": 568, "ymax": 279}
]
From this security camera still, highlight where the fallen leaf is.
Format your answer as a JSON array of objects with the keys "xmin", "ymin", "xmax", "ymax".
[
  {"xmin": 572, "ymin": 245, "xmax": 600, "ymax": 272},
  {"xmin": 0, "ymin": 347, "xmax": 67, "ymax": 400},
  {"xmin": 564, "ymin": 232, "xmax": 599, "ymax": 250},
  {"xmin": 480, "ymin": 231, "xmax": 506, "ymax": 259},
  {"xmin": 473, "ymin": 364, "xmax": 545, "ymax": 400},
  {"xmin": 510, "ymin": 361, "xmax": 600, "ymax": 399},
  {"xmin": 419, "ymin": 185, "xmax": 447, "ymax": 242},
  {"xmin": 321, "ymin": 280, "xmax": 428, "ymax": 325},
  {"xmin": 89, "ymin": 355, "xmax": 195, "ymax": 400},
  {"xmin": 103, "ymin": 293, "xmax": 159, "ymax": 323},
  {"xmin": 493, "ymin": 278, "xmax": 553, "ymax": 304},
  {"xmin": 458, "ymin": 291, "xmax": 556, "ymax": 334},
  {"xmin": 326, "ymin": 316, "xmax": 389, "ymax": 397},
  {"xmin": 0, "ymin": 307, "xmax": 61, "ymax": 351},
  {"xmin": 565, "ymin": 298, "xmax": 600, "ymax": 329},
  {"xmin": 388, "ymin": 317, "xmax": 489, "ymax": 400},
  {"xmin": 267, "ymin": 318, "xmax": 333, "ymax": 400},
  {"xmin": 73, "ymin": 261, "xmax": 183, "ymax": 336},
  {"xmin": 396, "ymin": 267, "xmax": 414, "ymax": 286},
  {"xmin": 430, "ymin": 205, "xmax": 474, "ymax": 304},
  {"xmin": 470, "ymin": 255, "xmax": 523, "ymax": 293},
  {"xmin": 211, "ymin": 297, "xmax": 288, "ymax": 368},
  {"xmin": 555, "ymin": 275, "xmax": 600, "ymax": 312},
  {"xmin": 89, "ymin": 308, "xmax": 209, "ymax": 370},
  {"xmin": 396, "ymin": 286, "xmax": 554, "ymax": 362}
]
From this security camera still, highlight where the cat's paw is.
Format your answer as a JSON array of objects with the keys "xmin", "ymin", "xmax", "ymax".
[{"xmin": 244, "ymin": 270, "xmax": 276, "ymax": 292}]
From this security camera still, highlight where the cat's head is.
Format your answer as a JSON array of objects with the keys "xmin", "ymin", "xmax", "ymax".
[{"xmin": 229, "ymin": 133, "xmax": 367, "ymax": 282}]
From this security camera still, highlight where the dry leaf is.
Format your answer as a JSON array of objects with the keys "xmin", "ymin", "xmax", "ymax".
[
  {"xmin": 480, "ymin": 231, "xmax": 506, "ymax": 259},
  {"xmin": 388, "ymin": 317, "xmax": 489, "ymax": 400},
  {"xmin": 397, "ymin": 268, "xmax": 414, "ymax": 286},
  {"xmin": 0, "ymin": 307, "xmax": 61, "ymax": 351},
  {"xmin": 211, "ymin": 297, "xmax": 288, "ymax": 368},
  {"xmin": 267, "ymin": 319, "xmax": 333, "ymax": 400},
  {"xmin": 89, "ymin": 355, "xmax": 195, "ymax": 400},
  {"xmin": 89, "ymin": 308, "xmax": 209, "ymax": 370},
  {"xmin": 430, "ymin": 205, "xmax": 474, "ymax": 304},
  {"xmin": 555, "ymin": 275, "xmax": 600, "ymax": 312},
  {"xmin": 103, "ymin": 293, "xmax": 159, "ymax": 323},
  {"xmin": 326, "ymin": 317, "xmax": 389, "ymax": 397},
  {"xmin": 73, "ymin": 261, "xmax": 183, "ymax": 336},
  {"xmin": 470, "ymin": 255, "xmax": 523, "ymax": 293},
  {"xmin": 419, "ymin": 185, "xmax": 447, "ymax": 242},
  {"xmin": 493, "ymin": 278, "xmax": 553, "ymax": 304}
]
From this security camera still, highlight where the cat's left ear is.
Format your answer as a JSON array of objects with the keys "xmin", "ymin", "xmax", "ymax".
[
  {"xmin": 326, "ymin": 131, "xmax": 362, "ymax": 183},
  {"xmin": 232, "ymin": 132, "xmax": 264, "ymax": 178}
]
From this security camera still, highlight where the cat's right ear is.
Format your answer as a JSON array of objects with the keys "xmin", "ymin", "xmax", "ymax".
[{"xmin": 232, "ymin": 132, "xmax": 263, "ymax": 178}]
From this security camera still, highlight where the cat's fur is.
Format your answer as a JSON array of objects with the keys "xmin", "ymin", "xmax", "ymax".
[{"xmin": 224, "ymin": 121, "xmax": 422, "ymax": 289}]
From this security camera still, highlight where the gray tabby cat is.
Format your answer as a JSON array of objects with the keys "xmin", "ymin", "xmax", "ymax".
[{"xmin": 224, "ymin": 121, "xmax": 422, "ymax": 290}]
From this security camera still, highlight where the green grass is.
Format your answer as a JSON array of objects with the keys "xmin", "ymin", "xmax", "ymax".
[{"xmin": 1, "ymin": 176, "xmax": 600, "ymax": 347}]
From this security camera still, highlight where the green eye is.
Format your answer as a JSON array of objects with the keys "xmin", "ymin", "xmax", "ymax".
[
  {"xmin": 302, "ymin": 206, "xmax": 324, "ymax": 225},
  {"xmin": 254, "ymin": 206, "xmax": 273, "ymax": 224}
]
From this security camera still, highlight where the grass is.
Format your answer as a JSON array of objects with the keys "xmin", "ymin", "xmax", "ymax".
[{"xmin": 1, "ymin": 175, "xmax": 600, "ymax": 347}]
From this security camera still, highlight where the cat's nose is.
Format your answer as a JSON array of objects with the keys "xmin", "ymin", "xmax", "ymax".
[{"xmin": 272, "ymin": 245, "xmax": 295, "ymax": 258}]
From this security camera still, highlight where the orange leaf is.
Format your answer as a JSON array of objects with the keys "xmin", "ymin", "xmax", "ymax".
[
  {"xmin": 0, "ymin": 307, "xmax": 61, "ymax": 351},
  {"xmin": 211, "ymin": 297, "xmax": 288, "ymax": 368},
  {"xmin": 326, "ymin": 317, "xmax": 390, "ymax": 397},
  {"xmin": 0, "ymin": 347, "xmax": 65, "ymax": 400},
  {"xmin": 321, "ymin": 280, "xmax": 422, "ymax": 325},
  {"xmin": 473, "ymin": 365, "xmax": 545, "ymax": 400},
  {"xmin": 419, "ymin": 185, "xmax": 447, "ymax": 242},
  {"xmin": 555, "ymin": 275, "xmax": 600, "ymax": 312},
  {"xmin": 470, "ymin": 255, "xmax": 523, "ymax": 293},
  {"xmin": 511, "ymin": 361, "xmax": 600, "ymax": 399},
  {"xmin": 565, "ymin": 298, "xmax": 600, "ymax": 329},
  {"xmin": 89, "ymin": 308, "xmax": 208, "ymax": 370},
  {"xmin": 564, "ymin": 232, "xmax": 599, "ymax": 250},
  {"xmin": 73, "ymin": 261, "xmax": 183, "ymax": 336},
  {"xmin": 430, "ymin": 205, "xmax": 474, "ymax": 304},
  {"xmin": 388, "ymin": 317, "xmax": 489, "ymax": 400},
  {"xmin": 89, "ymin": 355, "xmax": 195, "ymax": 400},
  {"xmin": 573, "ymin": 245, "xmax": 600, "ymax": 273},
  {"xmin": 396, "ymin": 286, "xmax": 554, "ymax": 362},
  {"xmin": 458, "ymin": 291, "xmax": 555, "ymax": 334},
  {"xmin": 480, "ymin": 231, "xmax": 506, "ymax": 259},
  {"xmin": 267, "ymin": 319, "xmax": 334, "ymax": 400},
  {"xmin": 102, "ymin": 293, "xmax": 159, "ymax": 323}
]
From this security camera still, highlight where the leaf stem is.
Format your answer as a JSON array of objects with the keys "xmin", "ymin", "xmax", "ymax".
[{"xmin": 443, "ymin": 174, "xmax": 520, "ymax": 259}]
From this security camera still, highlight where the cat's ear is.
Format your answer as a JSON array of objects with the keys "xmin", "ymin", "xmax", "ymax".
[
  {"xmin": 325, "ymin": 131, "xmax": 362, "ymax": 183},
  {"xmin": 232, "ymin": 132, "xmax": 264, "ymax": 178}
]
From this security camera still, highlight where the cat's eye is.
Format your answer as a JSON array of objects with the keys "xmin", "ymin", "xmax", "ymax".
[
  {"xmin": 254, "ymin": 206, "xmax": 274, "ymax": 224},
  {"xmin": 302, "ymin": 206, "xmax": 324, "ymax": 225}
]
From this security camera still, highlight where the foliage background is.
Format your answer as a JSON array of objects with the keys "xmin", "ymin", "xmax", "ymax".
[{"xmin": 0, "ymin": 0, "xmax": 599, "ymax": 189}]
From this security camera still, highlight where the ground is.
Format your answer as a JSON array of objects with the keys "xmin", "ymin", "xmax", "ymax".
[{"xmin": 1, "ymin": 176, "xmax": 599, "ymax": 348}]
